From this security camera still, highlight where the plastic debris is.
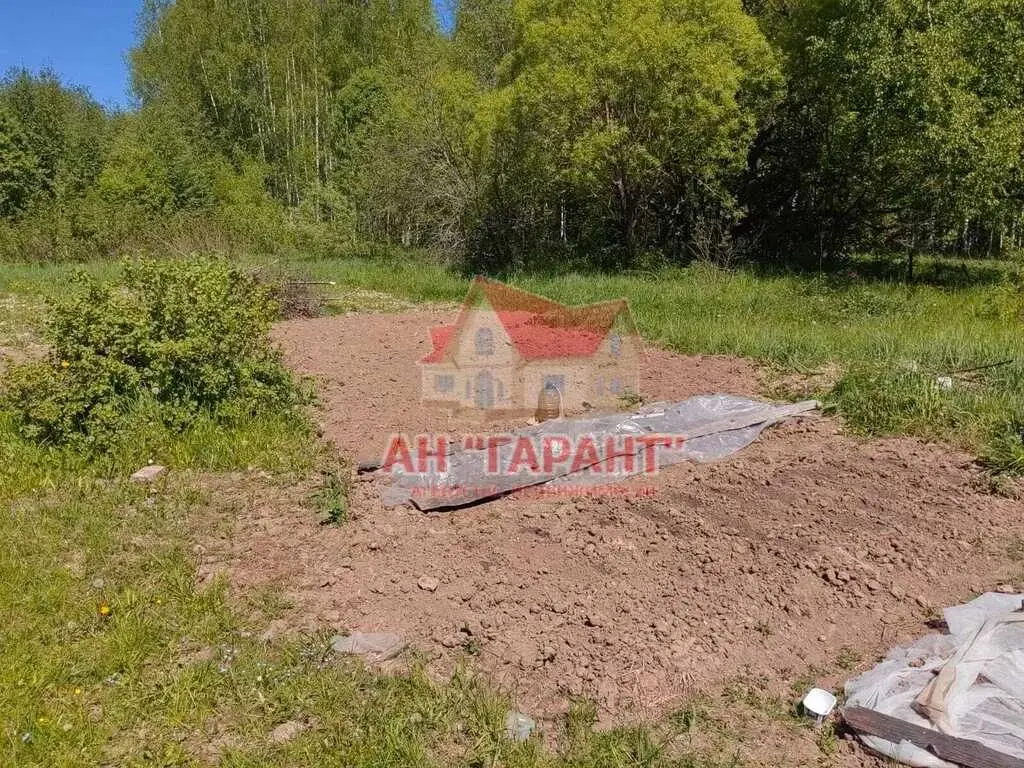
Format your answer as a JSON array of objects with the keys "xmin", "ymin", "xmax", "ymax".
[
  {"xmin": 803, "ymin": 688, "xmax": 837, "ymax": 722},
  {"xmin": 383, "ymin": 395, "xmax": 819, "ymax": 510},
  {"xmin": 844, "ymin": 592, "xmax": 1024, "ymax": 767},
  {"xmin": 505, "ymin": 710, "xmax": 536, "ymax": 742}
]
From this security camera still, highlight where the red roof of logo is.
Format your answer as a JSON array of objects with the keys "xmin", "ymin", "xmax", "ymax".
[{"xmin": 421, "ymin": 278, "xmax": 633, "ymax": 364}]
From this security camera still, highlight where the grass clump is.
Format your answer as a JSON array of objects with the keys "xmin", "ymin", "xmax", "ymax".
[
  {"xmin": 1, "ymin": 257, "xmax": 305, "ymax": 453},
  {"xmin": 249, "ymin": 262, "xmax": 327, "ymax": 320},
  {"xmin": 313, "ymin": 465, "xmax": 350, "ymax": 526}
]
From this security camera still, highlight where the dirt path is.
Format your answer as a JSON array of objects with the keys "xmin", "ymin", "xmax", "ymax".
[{"xmin": 200, "ymin": 311, "xmax": 1023, "ymax": 762}]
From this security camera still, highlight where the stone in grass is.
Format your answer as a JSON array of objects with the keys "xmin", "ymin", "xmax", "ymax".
[
  {"xmin": 130, "ymin": 465, "xmax": 167, "ymax": 484},
  {"xmin": 331, "ymin": 631, "xmax": 406, "ymax": 662},
  {"xmin": 269, "ymin": 719, "xmax": 309, "ymax": 745}
]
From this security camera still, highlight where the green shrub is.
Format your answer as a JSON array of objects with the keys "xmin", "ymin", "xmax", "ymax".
[{"xmin": 1, "ymin": 257, "xmax": 303, "ymax": 450}]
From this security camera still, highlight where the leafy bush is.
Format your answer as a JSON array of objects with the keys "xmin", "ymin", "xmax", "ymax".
[{"xmin": 1, "ymin": 257, "xmax": 303, "ymax": 450}]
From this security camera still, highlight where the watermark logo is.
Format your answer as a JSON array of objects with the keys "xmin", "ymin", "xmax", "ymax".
[
  {"xmin": 381, "ymin": 278, "xmax": 657, "ymax": 504},
  {"xmin": 381, "ymin": 432, "xmax": 685, "ymax": 476},
  {"xmin": 380, "ymin": 432, "xmax": 680, "ymax": 502},
  {"xmin": 419, "ymin": 276, "xmax": 640, "ymax": 418}
]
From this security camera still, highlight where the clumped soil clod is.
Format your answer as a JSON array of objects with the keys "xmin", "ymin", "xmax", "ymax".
[{"xmin": 200, "ymin": 312, "xmax": 1024, "ymax": 725}]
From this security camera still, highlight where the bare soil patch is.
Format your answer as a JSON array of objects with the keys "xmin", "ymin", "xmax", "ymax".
[
  {"xmin": 274, "ymin": 312, "xmax": 762, "ymax": 463},
  {"xmin": 198, "ymin": 311, "xmax": 1023, "ymax": 764}
]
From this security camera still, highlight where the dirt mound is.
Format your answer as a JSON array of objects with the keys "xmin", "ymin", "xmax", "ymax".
[
  {"xmin": 273, "ymin": 312, "xmax": 762, "ymax": 463},
  {"xmin": 205, "ymin": 312, "xmax": 1023, "ymax": 731}
]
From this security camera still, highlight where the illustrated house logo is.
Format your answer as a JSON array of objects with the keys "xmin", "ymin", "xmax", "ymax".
[{"xmin": 420, "ymin": 277, "xmax": 640, "ymax": 414}]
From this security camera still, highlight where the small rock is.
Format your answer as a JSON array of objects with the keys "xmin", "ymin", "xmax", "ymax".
[
  {"xmin": 90, "ymin": 578, "xmax": 105, "ymax": 590},
  {"xmin": 584, "ymin": 612, "xmax": 608, "ymax": 628},
  {"xmin": 331, "ymin": 632, "xmax": 406, "ymax": 662},
  {"xmin": 130, "ymin": 465, "xmax": 167, "ymax": 484},
  {"xmin": 914, "ymin": 595, "xmax": 930, "ymax": 609},
  {"xmin": 418, "ymin": 576, "xmax": 440, "ymax": 592},
  {"xmin": 440, "ymin": 633, "xmax": 467, "ymax": 649},
  {"xmin": 269, "ymin": 719, "xmax": 308, "ymax": 744},
  {"xmin": 996, "ymin": 584, "xmax": 1017, "ymax": 594}
]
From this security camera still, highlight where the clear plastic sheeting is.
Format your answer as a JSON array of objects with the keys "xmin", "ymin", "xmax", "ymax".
[
  {"xmin": 381, "ymin": 395, "xmax": 819, "ymax": 511},
  {"xmin": 845, "ymin": 592, "xmax": 1024, "ymax": 767}
]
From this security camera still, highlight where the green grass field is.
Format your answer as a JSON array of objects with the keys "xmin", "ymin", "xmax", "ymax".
[{"xmin": 4, "ymin": 250, "xmax": 1022, "ymax": 472}]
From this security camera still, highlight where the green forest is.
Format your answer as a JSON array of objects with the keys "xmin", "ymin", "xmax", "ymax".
[{"xmin": 3, "ymin": 0, "xmax": 1024, "ymax": 270}]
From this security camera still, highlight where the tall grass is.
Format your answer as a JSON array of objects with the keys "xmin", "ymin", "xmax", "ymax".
[{"xmin": 3, "ymin": 250, "xmax": 1021, "ymax": 472}]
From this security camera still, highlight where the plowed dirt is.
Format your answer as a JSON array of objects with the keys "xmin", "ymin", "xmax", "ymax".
[{"xmin": 196, "ymin": 311, "xmax": 1024, "ymax": 765}]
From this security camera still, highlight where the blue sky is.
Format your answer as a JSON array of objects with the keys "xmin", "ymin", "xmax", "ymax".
[
  {"xmin": 0, "ymin": 1, "xmax": 454, "ymax": 110},
  {"xmin": 0, "ymin": 0, "xmax": 140, "ymax": 108}
]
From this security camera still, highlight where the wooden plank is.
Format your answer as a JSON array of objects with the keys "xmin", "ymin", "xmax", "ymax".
[{"xmin": 842, "ymin": 706, "xmax": 1024, "ymax": 768}]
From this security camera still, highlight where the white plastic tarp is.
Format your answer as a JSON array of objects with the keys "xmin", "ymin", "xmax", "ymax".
[
  {"xmin": 381, "ymin": 395, "xmax": 819, "ymax": 510},
  {"xmin": 845, "ymin": 592, "xmax": 1024, "ymax": 767}
]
